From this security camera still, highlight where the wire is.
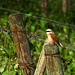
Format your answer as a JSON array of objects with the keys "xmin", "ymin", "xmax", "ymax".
[
  {"xmin": 0, "ymin": 27, "xmax": 9, "ymax": 32},
  {"xmin": 0, "ymin": 7, "xmax": 75, "ymax": 28},
  {"xmin": 0, "ymin": 7, "xmax": 75, "ymax": 51},
  {"xmin": 0, "ymin": 4, "xmax": 75, "ymax": 74},
  {"xmin": 28, "ymin": 34, "xmax": 75, "ymax": 51},
  {"xmin": 0, "ymin": 7, "xmax": 20, "ymax": 13},
  {"xmin": 1, "ymin": 26, "xmax": 75, "ymax": 51}
]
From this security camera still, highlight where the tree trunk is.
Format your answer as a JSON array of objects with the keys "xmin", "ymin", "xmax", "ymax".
[
  {"xmin": 68, "ymin": 0, "xmax": 72, "ymax": 7},
  {"xmin": 41, "ymin": 0, "xmax": 47, "ymax": 17},
  {"xmin": 63, "ymin": 0, "xmax": 68, "ymax": 13}
]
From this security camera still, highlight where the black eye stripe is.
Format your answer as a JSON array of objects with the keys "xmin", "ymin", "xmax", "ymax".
[{"xmin": 46, "ymin": 31, "xmax": 52, "ymax": 32}]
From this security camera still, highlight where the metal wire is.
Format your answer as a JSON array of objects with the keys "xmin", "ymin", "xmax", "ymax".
[
  {"xmin": 28, "ymin": 33, "xmax": 75, "ymax": 51},
  {"xmin": 0, "ymin": 25, "xmax": 75, "ymax": 51},
  {"xmin": 0, "ymin": 7, "xmax": 75, "ymax": 74},
  {"xmin": 0, "ymin": 7, "xmax": 75, "ymax": 28}
]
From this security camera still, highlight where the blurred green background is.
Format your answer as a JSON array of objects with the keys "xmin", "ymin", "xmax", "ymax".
[{"xmin": 0, "ymin": 0, "xmax": 75, "ymax": 75}]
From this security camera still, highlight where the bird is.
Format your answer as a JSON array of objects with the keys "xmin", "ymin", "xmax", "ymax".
[{"xmin": 46, "ymin": 29, "xmax": 66, "ymax": 49}]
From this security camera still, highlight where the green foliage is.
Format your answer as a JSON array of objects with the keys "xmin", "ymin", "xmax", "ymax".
[
  {"xmin": 3, "ymin": 71, "xmax": 16, "ymax": 75},
  {"xmin": 0, "ymin": 0, "xmax": 75, "ymax": 75}
]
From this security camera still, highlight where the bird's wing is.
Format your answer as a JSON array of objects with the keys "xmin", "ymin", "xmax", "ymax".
[
  {"xmin": 50, "ymin": 33, "xmax": 66, "ymax": 49},
  {"xmin": 50, "ymin": 33, "xmax": 59, "ymax": 44}
]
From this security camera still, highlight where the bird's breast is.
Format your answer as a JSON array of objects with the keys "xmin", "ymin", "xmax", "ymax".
[{"xmin": 48, "ymin": 35, "xmax": 55, "ymax": 43}]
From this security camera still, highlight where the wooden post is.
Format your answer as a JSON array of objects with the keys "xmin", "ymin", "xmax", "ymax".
[
  {"xmin": 63, "ymin": 0, "xmax": 68, "ymax": 13},
  {"xmin": 44, "ymin": 39, "xmax": 64, "ymax": 75},
  {"xmin": 8, "ymin": 13, "xmax": 34, "ymax": 75},
  {"xmin": 34, "ymin": 42, "xmax": 46, "ymax": 75},
  {"xmin": 34, "ymin": 38, "xmax": 64, "ymax": 75}
]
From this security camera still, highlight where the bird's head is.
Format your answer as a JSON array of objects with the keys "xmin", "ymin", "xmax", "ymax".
[{"xmin": 46, "ymin": 29, "xmax": 54, "ymax": 34}]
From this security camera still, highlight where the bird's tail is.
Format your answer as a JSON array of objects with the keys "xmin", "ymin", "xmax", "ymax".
[{"xmin": 59, "ymin": 42, "xmax": 66, "ymax": 49}]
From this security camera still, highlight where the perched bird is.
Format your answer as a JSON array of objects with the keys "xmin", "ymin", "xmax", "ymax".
[{"xmin": 46, "ymin": 29, "xmax": 65, "ymax": 48}]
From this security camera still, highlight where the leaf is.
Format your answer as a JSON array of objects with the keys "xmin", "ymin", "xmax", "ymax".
[
  {"xmin": 3, "ymin": 71, "xmax": 15, "ymax": 75},
  {"xmin": 40, "ymin": 20, "xmax": 46, "ymax": 29},
  {"xmin": 31, "ymin": 26, "xmax": 35, "ymax": 32}
]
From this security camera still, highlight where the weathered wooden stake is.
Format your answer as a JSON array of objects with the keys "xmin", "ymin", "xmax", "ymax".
[
  {"xmin": 9, "ymin": 13, "xmax": 34, "ymax": 75},
  {"xmin": 44, "ymin": 39, "xmax": 64, "ymax": 75},
  {"xmin": 34, "ymin": 42, "xmax": 46, "ymax": 75},
  {"xmin": 34, "ymin": 38, "xmax": 64, "ymax": 75}
]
